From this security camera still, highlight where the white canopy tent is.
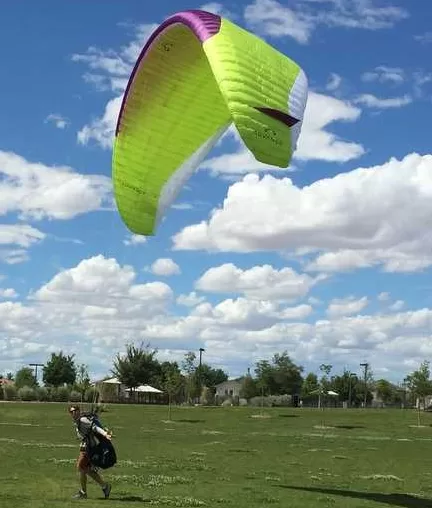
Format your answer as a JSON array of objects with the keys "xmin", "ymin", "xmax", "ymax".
[{"xmin": 125, "ymin": 385, "xmax": 163, "ymax": 394}]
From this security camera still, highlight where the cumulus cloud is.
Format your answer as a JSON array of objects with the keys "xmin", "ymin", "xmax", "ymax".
[
  {"xmin": 244, "ymin": 0, "xmax": 409, "ymax": 44},
  {"xmin": 326, "ymin": 73, "xmax": 342, "ymax": 91},
  {"xmin": 326, "ymin": 296, "xmax": 369, "ymax": 318},
  {"xmin": 77, "ymin": 96, "xmax": 122, "ymax": 149},
  {"xmin": 176, "ymin": 291, "xmax": 206, "ymax": 307},
  {"xmin": 150, "ymin": 258, "xmax": 181, "ymax": 277},
  {"xmin": 123, "ymin": 234, "xmax": 147, "ymax": 246},
  {"xmin": 45, "ymin": 113, "xmax": 70, "ymax": 129},
  {"xmin": 361, "ymin": 66, "xmax": 405, "ymax": 84},
  {"xmin": 414, "ymin": 32, "xmax": 432, "ymax": 44},
  {"xmin": 0, "ymin": 224, "xmax": 46, "ymax": 265},
  {"xmin": 195, "ymin": 263, "xmax": 320, "ymax": 301},
  {"xmin": 0, "ymin": 253, "xmax": 431, "ymax": 381},
  {"xmin": 173, "ymin": 153, "xmax": 432, "ymax": 273},
  {"xmin": 200, "ymin": 2, "xmax": 236, "ymax": 18},
  {"xmin": 0, "ymin": 151, "xmax": 112, "ymax": 221},
  {"xmin": 354, "ymin": 93, "xmax": 412, "ymax": 109},
  {"xmin": 0, "ymin": 288, "xmax": 18, "ymax": 299}
]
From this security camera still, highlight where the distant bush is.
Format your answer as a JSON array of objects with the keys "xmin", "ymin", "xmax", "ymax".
[
  {"xmin": 221, "ymin": 398, "xmax": 233, "ymax": 407},
  {"xmin": 84, "ymin": 387, "xmax": 98, "ymax": 403},
  {"xmin": 3, "ymin": 384, "xmax": 17, "ymax": 401},
  {"xmin": 55, "ymin": 386, "xmax": 70, "ymax": 402},
  {"xmin": 18, "ymin": 386, "xmax": 37, "ymax": 401},
  {"xmin": 35, "ymin": 386, "xmax": 50, "ymax": 401},
  {"xmin": 69, "ymin": 390, "xmax": 82, "ymax": 402},
  {"xmin": 249, "ymin": 396, "xmax": 272, "ymax": 407},
  {"xmin": 248, "ymin": 394, "xmax": 292, "ymax": 407},
  {"xmin": 268, "ymin": 394, "xmax": 292, "ymax": 407}
]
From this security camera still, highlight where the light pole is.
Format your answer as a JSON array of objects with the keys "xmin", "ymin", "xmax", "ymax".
[
  {"xmin": 198, "ymin": 348, "xmax": 205, "ymax": 402},
  {"xmin": 360, "ymin": 362, "xmax": 369, "ymax": 408},
  {"xmin": 348, "ymin": 372, "xmax": 356, "ymax": 408},
  {"xmin": 29, "ymin": 363, "xmax": 44, "ymax": 385}
]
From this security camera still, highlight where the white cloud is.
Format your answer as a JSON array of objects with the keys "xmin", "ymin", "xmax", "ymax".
[
  {"xmin": 77, "ymin": 96, "xmax": 122, "ymax": 149},
  {"xmin": 389, "ymin": 300, "xmax": 404, "ymax": 312},
  {"xmin": 45, "ymin": 113, "xmax": 70, "ymax": 129},
  {"xmin": 0, "ymin": 224, "xmax": 46, "ymax": 265},
  {"xmin": 150, "ymin": 258, "xmax": 181, "ymax": 277},
  {"xmin": 414, "ymin": 32, "xmax": 432, "ymax": 44},
  {"xmin": 123, "ymin": 234, "xmax": 147, "ymax": 246},
  {"xmin": 244, "ymin": 0, "xmax": 314, "ymax": 44},
  {"xmin": 32, "ymin": 255, "xmax": 173, "ymax": 321},
  {"xmin": 0, "ymin": 288, "xmax": 18, "ymax": 299},
  {"xmin": 243, "ymin": 0, "xmax": 408, "ymax": 44},
  {"xmin": 294, "ymin": 92, "xmax": 364, "ymax": 162},
  {"xmin": 354, "ymin": 93, "xmax": 412, "ymax": 109},
  {"xmin": 0, "ymin": 252, "xmax": 431, "ymax": 382},
  {"xmin": 326, "ymin": 296, "xmax": 369, "ymax": 318},
  {"xmin": 0, "ymin": 151, "xmax": 112, "ymax": 220},
  {"xmin": 378, "ymin": 292, "xmax": 390, "ymax": 302},
  {"xmin": 176, "ymin": 291, "xmax": 206, "ymax": 307},
  {"xmin": 361, "ymin": 66, "xmax": 405, "ymax": 84},
  {"xmin": 191, "ymin": 297, "xmax": 313, "ymax": 329},
  {"xmin": 195, "ymin": 263, "xmax": 320, "ymax": 301},
  {"xmin": 173, "ymin": 153, "xmax": 432, "ymax": 273},
  {"xmin": 326, "ymin": 73, "xmax": 342, "ymax": 91},
  {"xmin": 200, "ymin": 2, "xmax": 236, "ymax": 18}
]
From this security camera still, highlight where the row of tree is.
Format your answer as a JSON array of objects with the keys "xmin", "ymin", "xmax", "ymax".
[{"xmin": 3, "ymin": 345, "xmax": 432, "ymax": 408}]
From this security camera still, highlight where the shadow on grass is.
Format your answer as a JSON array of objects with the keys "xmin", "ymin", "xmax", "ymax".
[
  {"xmin": 112, "ymin": 495, "xmax": 151, "ymax": 502},
  {"xmin": 334, "ymin": 425, "xmax": 365, "ymax": 430},
  {"xmin": 279, "ymin": 414, "xmax": 299, "ymax": 418},
  {"xmin": 176, "ymin": 419, "xmax": 205, "ymax": 424},
  {"xmin": 276, "ymin": 485, "xmax": 432, "ymax": 507}
]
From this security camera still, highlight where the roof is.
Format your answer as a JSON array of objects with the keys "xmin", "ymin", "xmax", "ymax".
[{"xmin": 125, "ymin": 384, "xmax": 163, "ymax": 393}]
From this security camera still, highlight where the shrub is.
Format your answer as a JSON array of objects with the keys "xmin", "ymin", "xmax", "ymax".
[
  {"xmin": 18, "ymin": 386, "xmax": 37, "ymax": 401},
  {"xmin": 3, "ymin": 384, "xmax": 18, "ymax": 401},
  {"xmin": 35, "ymin": 386, "xmax": 50, "ymax": 401},
  {"xmin": 85, "ymin": 387, "xmax": 98, "ymax": 403},
  {"xmin": 69, "ymin": 390, "xmax": 82, "ymax": 402},
  {"xmin": 53, "ymin": 386, "xmax": 70, "ymax": 402},
  {"xmin": 249, "ymin": 396, "xmax": 272, "ymax": 407}
]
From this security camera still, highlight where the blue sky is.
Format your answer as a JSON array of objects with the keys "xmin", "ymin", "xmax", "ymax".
[{"xmin": 0, "ymin": 0, "xmax": 431, "ymax": 384}]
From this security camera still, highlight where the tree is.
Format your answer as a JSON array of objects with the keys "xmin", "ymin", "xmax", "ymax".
[
  {"xmin": 112, "ymin": 342, "xmax": 161, "ymax": 398},
  {"xmin": 15, "ymin": 367, "xmax": 37, "ymax": 389},
  {"xmin": 161, "ymin": 363, "xmax": 184, "ymax": 420},
  {"xmin": 240, "ymin": 374, "xmax": 259, "ymax": 400},
  {"xmin": 43, "ymin": 351, "xmax": 77, "ymax": 387},
  {"xmin": 375, "ymin": 379, "xmax": 399, "ymax": 405},
  {"xmin": 255, "ymin": 351, "xmax": 303, "ymax": 396},
  {"xmin": 181, "ymin": 352, "xmax": 200, "ymax": 403},
  {"xmin": 330, "ymin": 370, "xmax": 359, "ymax": 406},
  {"xmin": 74, "ymin": 364, "xmax": 91, "ymax": 402},
  {"xmin": 301, "ymin": 372, "xmax": 319, "ymax": 398},
  {"xmin": 404, "ymin": 360, "xmax": 432, "ymax": 425}
]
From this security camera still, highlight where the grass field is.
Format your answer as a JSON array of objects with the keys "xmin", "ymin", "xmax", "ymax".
[{"xmin": 2, "ymin": 402, "xmax": 432, "ymax": 507}]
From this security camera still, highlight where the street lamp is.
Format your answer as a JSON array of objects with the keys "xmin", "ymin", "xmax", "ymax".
[
  {"xmin": 348, "ymin": 372, "xmax": 356, "ymax": 408},
  {"xmin": 198, "ymin": 348, "xmax": 205, "ymax": 402},
  {"xmin": 360, "ymin": 362, "xmax": 369, "ymax": 408}
]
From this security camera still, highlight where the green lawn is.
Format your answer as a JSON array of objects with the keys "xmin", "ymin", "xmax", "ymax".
[{"xmin": 1, "ymin": 402, "xmax": 432, "ymax": 507}]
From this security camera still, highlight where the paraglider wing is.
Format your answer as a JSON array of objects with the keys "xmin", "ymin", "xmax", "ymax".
[{"xmin": 112, "ymin": 9, "xmax": 308, "ymax": 236}]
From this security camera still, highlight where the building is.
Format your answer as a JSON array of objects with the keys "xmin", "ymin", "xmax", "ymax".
[{"xmin": 215, "ymin": 378, "xmax": 244, "ymax": 399}]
